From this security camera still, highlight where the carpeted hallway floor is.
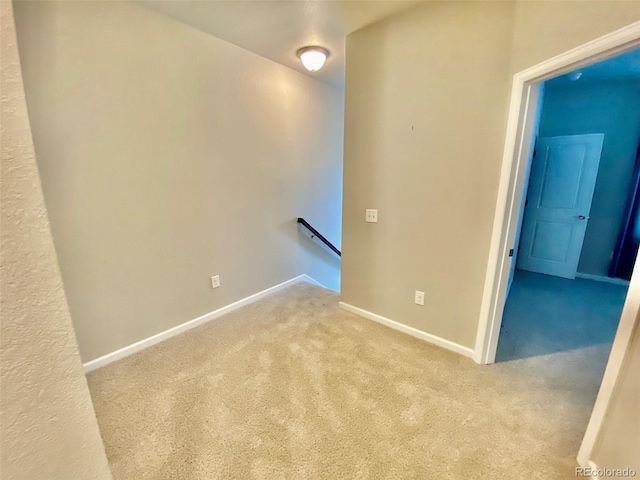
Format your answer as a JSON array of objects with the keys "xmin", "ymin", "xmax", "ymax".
[
  {"xmin": 88, "ymin": 281, "xmax": 616, "ymax": 479},
  {"xmin": 497, "ymin": 270, "xmax": 627, "ymax": 362}
]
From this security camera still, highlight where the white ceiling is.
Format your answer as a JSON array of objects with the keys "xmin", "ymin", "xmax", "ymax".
[{"xmin": 137, "ymin": 0, "xmax": 422, "ymax": 89}]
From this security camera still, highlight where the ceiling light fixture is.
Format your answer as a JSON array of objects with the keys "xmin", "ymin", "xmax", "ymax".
[
  {"xmin": 296, "ymin": 46, "xmax": 330, "ymax": 72},
  {"xmin": 568, "ymin": 71, "xmax": 583, "ymax": 81}
]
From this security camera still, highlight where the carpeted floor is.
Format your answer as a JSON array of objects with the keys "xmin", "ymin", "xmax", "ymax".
[
  {"xmin": 88, "ymin": 280, "xmax": 617, "ymax": 479},
  {"xmin": 497, "ymin": 270, "xmax": 627, "ymax": 362}
]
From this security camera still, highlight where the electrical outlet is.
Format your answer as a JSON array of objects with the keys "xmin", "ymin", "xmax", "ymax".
[
  {"xmin": 365, "ymin": 209, "xmax": 378, "ymax": 223},
  {"xmin": 414, "ymin": 290, "xmax": 425, "ymax": 306},
  {"xmin": 211, "ymin": 275, "xmax": 220, "ymax": 289}
]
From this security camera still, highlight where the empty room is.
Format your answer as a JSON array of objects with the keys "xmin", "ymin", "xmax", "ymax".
[{"xmin": 2, "ymin": 1, "xmax": 640, "ymax": 479}]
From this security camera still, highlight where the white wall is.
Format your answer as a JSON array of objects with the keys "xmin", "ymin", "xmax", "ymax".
[
  {"xmin": 0, "ymin": 2, "xmax": 112, "ymax": 478},
  {"xmin": 342, "ymin": 0, "xmax": 640, "ymax": 350},
  {"xmin": 342, "ymin": 1, "xmax": 515, "ymax": 348},
  {"xmin": 13, "ymin": 0, "xmax": 344, "ymax": 363},
  {"xmin": 510, "ymin": 1, "xmax": 640, "ymax": 75},
  {"xmin": 591, "ymin": 315, "xmax": 640, "ymax": 472},
  {"xmin": 343, "ymin": 0, "xmax": 640, "ymax": 470}
]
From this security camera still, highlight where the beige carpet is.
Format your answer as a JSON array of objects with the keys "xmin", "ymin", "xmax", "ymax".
[{"xmin": 88, "ymin": 281, "xmax": 605, "ymax": 479}]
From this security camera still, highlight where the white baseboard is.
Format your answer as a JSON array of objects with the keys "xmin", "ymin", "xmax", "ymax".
[
  {"xmin": 338, "ymin": 302, "xmax": 475, "ymax": 359},
  {"xmin": 83, "ymin": 274, "xmax": 322, "ymax": 372},
  {"xmin": 576, "ymin": 273, "xmax": 629, "ymax": 286}
]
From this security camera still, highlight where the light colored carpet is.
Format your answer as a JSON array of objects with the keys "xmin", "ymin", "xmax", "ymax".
[{"xmin": 88, "ymin": 281, "xmax": 608, "ymax": 479}]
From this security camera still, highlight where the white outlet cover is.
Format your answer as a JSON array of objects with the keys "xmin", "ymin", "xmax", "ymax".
[
  {"xmin": 414, "ymin": 290, "xmax": 425, "ymax": 306},
  {"xmin": 366, "ymin": 209, "xmax": 378, "ymax": 223},
  {"xmin": 211, "ymin": 275, "xmax": 220, "ymax": 289}
]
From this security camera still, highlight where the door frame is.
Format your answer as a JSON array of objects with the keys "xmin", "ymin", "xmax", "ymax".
[{"xmin": 473, "ymin": 20, "xmax": 640, "ymax": 466}]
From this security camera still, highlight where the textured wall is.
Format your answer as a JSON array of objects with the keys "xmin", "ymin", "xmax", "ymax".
[
  {"xmin": 13, "ymin": 0, "xmax": 344, "ymax": 362},
  {"xmin": 0, "ymin": 2, "xmax": 112, "ymax": 479},
  {"xmin": 539, "ymin": 80, "xmax": 640, "ymax": 277}
]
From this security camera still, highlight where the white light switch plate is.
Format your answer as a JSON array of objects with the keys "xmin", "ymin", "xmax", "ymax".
[
  {"xmin": 415, "ymin": 291, "xmax": 425, "ymax": 306},
  {"xmin": 366, "ymin": 209, "xmax": 378, "ymax": 223}
]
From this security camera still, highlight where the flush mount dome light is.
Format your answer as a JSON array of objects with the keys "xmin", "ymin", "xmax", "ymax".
[
  {"xmin": 568, "ymin": 71, "xmax": 583, "ymax": 81},
  {"xmin": 297, "ymin": 46, "xmax": 330, "ymax": 72}
]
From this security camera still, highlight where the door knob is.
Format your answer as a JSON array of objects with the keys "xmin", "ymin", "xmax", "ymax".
[{"xmin": 576, "ymin": 215, "xmax": 587, "ymax": 220}]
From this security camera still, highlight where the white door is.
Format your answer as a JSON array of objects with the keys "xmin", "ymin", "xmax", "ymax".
[{"xmin": 516, "ymin": 134, "xmax": 604, "ymax": 279}]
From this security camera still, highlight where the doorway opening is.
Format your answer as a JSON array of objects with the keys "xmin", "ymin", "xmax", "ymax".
[
  {"xmin": 499, "ymin": 48, "xmax": 640, "ymax": 362},
  {"xmin": 474, "ymin": 21, "xmax": 640, "ymax": 468}
]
